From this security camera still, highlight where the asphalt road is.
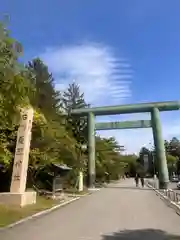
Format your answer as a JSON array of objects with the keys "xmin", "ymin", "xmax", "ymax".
[
  {"xmin": 1, "ymin": 179, "xmax": 180, "ymax": 240},
  {"xmin": 169, "ymin": 181, "xmax": 180, "ymax": 195},
  {"xmin": 169, "ymin": 181, "xmax": 178, "ymax": 189}
]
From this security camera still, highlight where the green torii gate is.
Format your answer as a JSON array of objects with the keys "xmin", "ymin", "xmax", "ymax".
[{"xmin": 70, "ymin": 101, "xmax": 180, "ymax": 189}]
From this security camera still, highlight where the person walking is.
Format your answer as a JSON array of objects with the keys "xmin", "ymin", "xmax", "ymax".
[
  {"xmin": 135, "ymin": 158, "xmax": 145, "ymax": 188},
  {"xmin": 140, "ymin": 177, "xmax": 145, "ymax": 187},
  {"xmin": 139, "ymin": 166, "xmax": 145, "ymax": 188},
  {"xmin": 135, "ymin": 173, "xmax": 139, "ymax": 187}
]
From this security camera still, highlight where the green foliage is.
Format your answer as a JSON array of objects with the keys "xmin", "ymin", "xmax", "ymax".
[
  {"xmin": 27, "ymin": 58, "xmax": 61, "ymax": 118},
  {"xmin": 0, "ymin": 22, "xmax": 137, "ymax": 190},
  {"xmin": 165, "ymin": 138, "xmax": 180, "ymax": 157},
  {"xmin": 95, "ymin": 136, "xmax": 134, "ymax": 181},
  {"xmin": 164, "ymin": 138, "xmax": 180, "ymax": 176},
  {"xmin": 63, "ymin": 82, "xmax": 89, "ymax": 144},
  {"xmin": 0, "ymin": 125, "xmax": 18, "ymax": 167},
  {"xmin": 139, "ymin": 138, "xmax": 180, "ymax": 177},
  {"xmin": 0, "ymin": 22, "xmax": 31, "ymax": 127},
  {"xmin": 166, "ymin": 154, "xmax": 176, "ymax": 164}
]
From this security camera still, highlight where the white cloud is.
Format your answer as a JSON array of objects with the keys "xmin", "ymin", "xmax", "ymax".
[
  {"xmin": 39, "ymin": 42, "xmax": 180, "ymax": 153},
  {"xmin": 40, "ymin": 43, "xmax": 132, "ymax": 106}
]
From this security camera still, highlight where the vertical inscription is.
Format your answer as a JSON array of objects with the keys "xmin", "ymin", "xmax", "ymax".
[{"xmin": 10, "ymin": 108, "xmax": 34, "ymax": 193}]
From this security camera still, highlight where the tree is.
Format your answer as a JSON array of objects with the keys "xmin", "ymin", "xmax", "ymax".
[
  {"xmin": 168, "ymin": 138, "xmax": 180, "ymax": 157},
  {"xmin": 0, "ymin": 22, "xmax": 31, "ymax": 127},
  {"xmin": 62, "ymin": 82, "xmax": 89, "ymax": 177},
  {"xmin": 0, "ymin": 21, "xmax": 33, "ymax": 170},
  {"xmin": 27, "ymin": 58, "xmax": 61, "ymax": 119},
  {"xmin": 25, "ymin": 60, "xmax": 80, "ymax": 186},
  {"xmin": 164, "ymin": 138, "xmax": 180, "ymax": 176},
  {"xmin": 0, "ymin": 21, "xmax": 140, "ymax": 191},
  {"xmin": 95, "ymin": 136, "xmax": 130, "ymax": 181},
  {"xmin": 120, "ymin": 154, "xmax": 137, "ymax": 177},
  {"xmin": 63, "ymin": 82, "xmax": 89, "ymax": 142},
  {"xmin": 166, "ymin": 154, "xmax": 177, "ymax": 177}
]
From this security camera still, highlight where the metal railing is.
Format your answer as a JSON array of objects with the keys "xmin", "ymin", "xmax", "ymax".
[
  {"xmin": 161, "ymin": 189, "xmax": 180, "ymax": 203},
  {"xmin": 146, "ymin": 179, "xmax": 180, "ymax": 204}
]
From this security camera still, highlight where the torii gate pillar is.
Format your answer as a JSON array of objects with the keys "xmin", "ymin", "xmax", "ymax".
[
  {"xmin": 88, "ymin": 112, "xmax": 96, "ymax": 189},
  {"xmin": 151, "ymin": 108, "xmax": 169, "ymax": 189}
]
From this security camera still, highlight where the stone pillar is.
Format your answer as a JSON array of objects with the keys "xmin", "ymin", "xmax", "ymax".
[
  {"xmin": 151, "ymin": 108, "xmax": 169, "ymax": 189},
  {"xmin": 10, "ymin": 108, "xmax": 34, "ymax": 193},
  {"xmin": 0, "ymin": 108, "xmax": 36, "ymax": 206},
  {"xmin": 88, "ymin": 112, "xmax": 96, "ymax": 189}
]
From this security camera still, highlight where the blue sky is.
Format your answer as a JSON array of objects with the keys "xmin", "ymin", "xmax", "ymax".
[{"xmin": 2, "ymin": 0, "xmax": 180, "ymax": 153}]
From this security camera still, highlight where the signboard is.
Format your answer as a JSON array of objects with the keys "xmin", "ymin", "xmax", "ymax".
[
  {"xmin": 95, "ymin": 120, "xmax": 152, "ymax": 130},
  {"xmin": 10, "ymin": 108, "xmax": 34, "ymax": 193}
]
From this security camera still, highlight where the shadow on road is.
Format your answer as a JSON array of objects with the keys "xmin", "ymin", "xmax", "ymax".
[
  {"xmin": 102, "ymin": 229, "xmax": 180, "ymax": 240},
  {"xmin": 106, "ymin": 186, "xmax": 152, "ymax": 191}
]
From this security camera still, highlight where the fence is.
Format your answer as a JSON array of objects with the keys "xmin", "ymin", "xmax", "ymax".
[{"xmin": 146, "ymin": 179, "xmax": 180, "ymax": 205}]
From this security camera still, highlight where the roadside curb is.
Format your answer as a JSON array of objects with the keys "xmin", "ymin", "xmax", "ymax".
[
  {"xmin": 0, "ymin": 197, "xmax": 81, "ymax": 231},
  {"xmin": 147, "ymin": 183, "xmax": 180, "ymax": 215}
]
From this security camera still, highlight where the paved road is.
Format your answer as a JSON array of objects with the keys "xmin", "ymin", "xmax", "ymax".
[
  {"xmin": 169, "ymin": 182, "xmax": 180, "ymax": 193},
  {"xmin": 1, "ymin": 179, "xmax": 180, "ymax": 240}
]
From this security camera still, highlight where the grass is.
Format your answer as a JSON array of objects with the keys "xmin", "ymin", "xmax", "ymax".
[{"xmin": 0, "ymin": 196, "xmax": 60, "ymax": 228}]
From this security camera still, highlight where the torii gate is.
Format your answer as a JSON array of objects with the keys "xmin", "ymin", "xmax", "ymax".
[{"xmin": 70, "ymin": 101, "xmax": 180, "ymax": 189}]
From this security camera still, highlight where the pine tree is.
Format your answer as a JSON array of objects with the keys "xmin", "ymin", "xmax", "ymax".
[
  {"xmin": 27, "ymin": 58, "xmax": 61, "ymax": 119},
  {"xmin": 63, "ymin": 82, "xmax": 89, "ymax": 144}
]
